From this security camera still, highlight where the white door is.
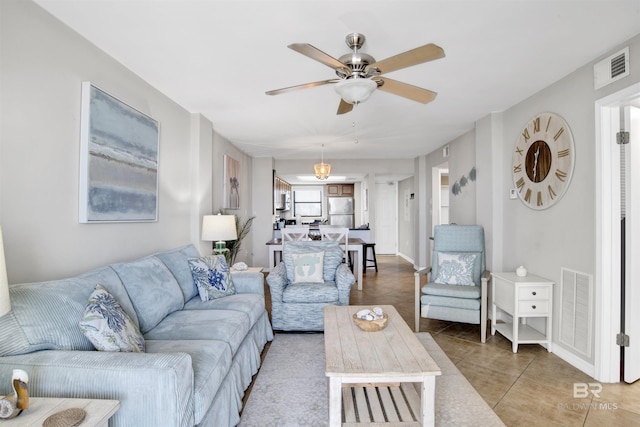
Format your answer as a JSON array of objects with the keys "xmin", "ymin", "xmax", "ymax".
[
  {"xmin": 375, "ymin": 182, "xmax": 397, "ymax": 254},
  {"xmin": 624, "ymin": 105, "xmax": 640, "ymax": 383}
]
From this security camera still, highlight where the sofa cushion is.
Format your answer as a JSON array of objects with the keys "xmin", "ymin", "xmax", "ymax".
[
  {"xmin": 434, "ymin": 253, "xmax": 477, "ymax": 286},
  {"xmin": 282, "ymin": 281, "xmax": 339, "ymax": 304},
  {"xmin": 184, "ymin": 293, "xmax": 265, "ymax": 326},
  {"xmin": 154, "ymin": 244, "xmax": 201, "ymax": 301},
  {"xmin": 143, "ymin": 309, "xmax": 251, "ymax": 354},
  {"xmin": 80, "ymin": 284, "xmax": 145, "ymax": 353},
  {"xmin": 146, "ymin": 339, "xmax": 232, "ymax": 425},
  {"xmin": 0, "ymin": 266, "xmax": 128, "ymax": 357},
  {"xmin": 188, "ymin": 255, "xmax": 236, "ymax": 301},
  {"xmin": 111, "ymin": 257, "xmax": 185, "ymax": 333},
  {"xmin": 283, "ymin": 241, "xmax": 343, "ymax": 283}
]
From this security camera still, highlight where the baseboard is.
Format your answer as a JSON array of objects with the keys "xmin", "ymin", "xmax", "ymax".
[
  {"xmin": 552, "ymin": 343, "xmax": 597, "ymax": 380},
  {"xmin": 397, "ymin": 252, "xmax": 414, "ymax": 264}
]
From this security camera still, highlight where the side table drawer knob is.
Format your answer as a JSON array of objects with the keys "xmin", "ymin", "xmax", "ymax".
[
  {"xmin": 532, "ymin": 305, "xmax": 536, "ymax": 309},
  {"xmin": 532, "ymin": 291, "xmax": 537, "ymax": 296}
]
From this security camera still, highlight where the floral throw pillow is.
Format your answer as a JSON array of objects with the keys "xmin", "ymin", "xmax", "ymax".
[
  {"xmin": 292, "ymin": 252, "xmax": 324, "ymax": 283},
  {"xmin": 434, "ymin": 253, "xmax": 477, "ymax": 286},
  {"xmin": 188, "ymin": 255, "xmax": 236, "ymax": 301},
  {"xmin": 79, "ymin": 284, "xmax": 145, "ymax": 352}
]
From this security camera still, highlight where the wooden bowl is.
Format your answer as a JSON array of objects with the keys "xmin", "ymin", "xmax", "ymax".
[{"xmin": 352, "ymin": 312, "xmax": 388, "ymax": 332}]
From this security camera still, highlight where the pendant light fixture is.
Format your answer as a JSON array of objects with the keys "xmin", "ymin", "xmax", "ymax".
[{"xmin": 314, "ymin": 144, "xmax": 331, "ymax": 180}]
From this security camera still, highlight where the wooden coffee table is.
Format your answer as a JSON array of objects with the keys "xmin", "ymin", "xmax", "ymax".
[{"xmin": 324, "ymin": 305, "xmax": 441, "ymax": 426}]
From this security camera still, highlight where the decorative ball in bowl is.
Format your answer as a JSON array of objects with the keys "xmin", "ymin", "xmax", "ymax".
[{"xmin": 352, "ymin": 307, "xmax": 388, "ymax": 332}]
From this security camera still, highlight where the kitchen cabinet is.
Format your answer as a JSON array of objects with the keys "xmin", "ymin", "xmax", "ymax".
[{"xmin": 327, "ymin": 184, "xmax": 353, "ymax": 196}]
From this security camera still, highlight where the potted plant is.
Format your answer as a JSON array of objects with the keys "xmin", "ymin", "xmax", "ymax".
[{"xmin": 220, "ymin": 211, "xmax": 255, "ymax": 266}]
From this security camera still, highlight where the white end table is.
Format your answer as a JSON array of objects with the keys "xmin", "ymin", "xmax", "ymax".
[
  {"xmin": 0, "ymin": 397, "xmax": 119, "ymax": 426},
  {"xmin": 491, "ymin": 272, "xmax": 554, "ymax": 353}
]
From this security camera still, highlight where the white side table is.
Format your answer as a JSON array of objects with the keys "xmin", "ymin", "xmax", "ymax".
[
  {"xmin": 491, "ymin": 272, "xmax": 554, "ymax": 353},
  {"xmin": 0, "ymin": 397, "xmax": 119, "ymax": 426}
]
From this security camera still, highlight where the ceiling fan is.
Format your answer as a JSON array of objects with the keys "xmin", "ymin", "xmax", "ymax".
[{"xmin": 266, "ymin": 33, "xmax": 445, "ymax": 115}]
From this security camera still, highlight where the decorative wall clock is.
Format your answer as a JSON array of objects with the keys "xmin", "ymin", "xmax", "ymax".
[{"xmin": 512, "ymin": 112, "xmax": 575, "ymax": 210}]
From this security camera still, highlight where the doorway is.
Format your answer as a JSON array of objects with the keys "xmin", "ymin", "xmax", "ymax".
[
  {"xmin": 375, "ymin": 182, "xmax": 397, "ymax": 254},
  {"xmin": 431, "ymin": 162, "xmax": 449, "ymax": 234},
  {"xmin": 595, "ymin": 83, "xmax": 640, "ymax": 383}
]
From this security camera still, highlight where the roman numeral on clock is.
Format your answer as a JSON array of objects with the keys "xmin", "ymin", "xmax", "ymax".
[
  {"xmin": 516, "ymin": 177, "xmax": 525, "ymax": 190},
  {"xmin": 533, "ymin": 117, "xmax": 540, "ymax": 133},
  {"xmin": 554, "ymin": 127, "xmax": 565, "ymax": 141},
  {"xmin": 524, "ymin": 188, "xmax": 532, "ymax": 203},
  {"xmin": 513, "ymin": 164, "xmax": 522, "ymax": 173},
  {"xmin": 558, "ymin": 148, "xmax": 570, "ymax": 157},
  {"xmin": 555, "ymin": 169, "xmax": 567, "ymax": 181},
  {"xmin": 537, "ymin": 191, "xmax": 543, "ymax": 207},
  {"xmin": 548, "ymin": 185, "xmax": 556, "ymax": 199}
]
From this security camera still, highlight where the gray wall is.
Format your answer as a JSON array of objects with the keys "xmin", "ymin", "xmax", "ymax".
[
  {"xmin": 493, "ymin": 33, "xmax": 640, "ymax": 364},
  {"xmin": 448, "ymin": 130, "xmax": 477, "ymax": 225},
  {"xmin": 0, "ymin": 0, "xmax": 254, "ymax": 282},
  {"xmin": 431, "ymin": 33, "xmax": 640, "ymax": 368}
]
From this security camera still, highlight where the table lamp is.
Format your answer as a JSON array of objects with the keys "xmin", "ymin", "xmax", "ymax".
[
  {"xmin": 0, "ymin": 226, "xmax": 11, "ymax": 318},
  {"xmin": 202, "ymin": 214, "xmax": 237, "ymax": 255}
]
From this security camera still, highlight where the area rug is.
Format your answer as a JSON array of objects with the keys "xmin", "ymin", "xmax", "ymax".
[{"xmin": 239, "ymin": 332, "xmax": 505, "ymax": 426}]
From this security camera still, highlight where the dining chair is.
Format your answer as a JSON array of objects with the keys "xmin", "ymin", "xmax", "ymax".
[
  {"xmin": 319, "ymin": 226, "xmax": 349, "ymax": 267},
  {"xmin": 281, "ymin": 226, "xmax": 310, "ymax": 241}
]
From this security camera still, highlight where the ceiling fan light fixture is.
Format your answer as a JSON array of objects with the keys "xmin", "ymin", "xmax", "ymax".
[{"xmin": 334, "ymin": 78, "xmax": 377, "ymax": 104}]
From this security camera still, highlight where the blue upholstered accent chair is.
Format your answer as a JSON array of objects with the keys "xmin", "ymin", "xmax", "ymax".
[
  {"xmin": 266, "ymin": 241, "xmax": 355, "ymax": 331},
  {"xmin": 415, "ymin": 225, "xmax": 490, "ymax": 343}
]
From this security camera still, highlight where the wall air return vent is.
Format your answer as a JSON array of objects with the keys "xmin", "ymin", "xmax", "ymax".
[
  {"xmin": 594, "ymin": 47, "xmax": 629, "ymax": 90},
  {"xmin": 558, "ymin": 268, "xmax": 593, "ymax": 358}
]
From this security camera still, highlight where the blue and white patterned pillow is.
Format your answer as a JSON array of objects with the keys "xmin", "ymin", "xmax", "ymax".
[
  {"xmin": 79, "ymin": 284, "xmax": 145, "ymax": 352},
  {"xmin": 434, "ymin": 253, "xmax": 477, "ymax": 286},
  {"xmin": 292, "ymin": 252, "xmax": 324, "ymax": 283},
  {"xmin": 188, "ymin": 255, "xmax": 236, "ymax": 301}
]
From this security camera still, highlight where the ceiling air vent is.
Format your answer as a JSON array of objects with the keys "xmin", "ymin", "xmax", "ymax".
[{"xmin": 594, "ymin": 47, "xmax": 629, "ymax": 90}]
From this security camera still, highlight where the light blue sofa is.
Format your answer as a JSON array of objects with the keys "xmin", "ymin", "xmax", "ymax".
[
  {"xmin": 0, "ymin": 244, "xmax": 273, "ymax": 426},
  {"xmin": 266, "ymin": 241, "xmax": 355, "ymax": 331}
]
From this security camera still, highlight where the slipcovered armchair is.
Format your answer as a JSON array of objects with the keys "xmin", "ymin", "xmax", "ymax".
[
  {"xmin": 415, "ymin": 225, "xmax": 490, "ymax": 343},
  {"xmin": 267, "ymin": 241, "xmax": 355, "ymax": 331}
]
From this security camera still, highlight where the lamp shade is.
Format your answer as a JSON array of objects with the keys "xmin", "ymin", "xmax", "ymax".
[
  {"xmin": 334, "ymin": 78, "xmax": 377, "ymax": 104},
  {"xmin": 0, "ymin": 227, "xmax": 11, "ymax": 318},
  {"xmin": 314, "ymin": 162, "xmax": 331, "ymax": 180},
  {"xmin": 202, "ymin": 214, "xmax": 238, "ymax": 242}
]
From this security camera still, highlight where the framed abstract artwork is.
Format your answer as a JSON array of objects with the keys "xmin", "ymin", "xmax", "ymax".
[
  {"xmin": 223, "ymin": 154, "xmax": 240, "ymax": 209},
  {"xmin": 79, "ymin": 82, "xmax": 159, "ymax": 222}
]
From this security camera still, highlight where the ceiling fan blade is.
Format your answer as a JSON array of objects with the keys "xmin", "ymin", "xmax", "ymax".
[
  {"xmin": 266, "ymin": 79, "xmax": 340, "ymax": 96},
  {"xmin": 366, "ymin": 43, "xmax": 444, "ymax": 75},
  {"xmin": 288, "ymin": 43, "xmax": 349, "ymax": 73},
  {"xmin": 374, "ymin": 77, "xmax": 437, "ymax": 104},
  {"xmin": 337, "ymin": 99, "xmax": 354, "ymax": 115}
]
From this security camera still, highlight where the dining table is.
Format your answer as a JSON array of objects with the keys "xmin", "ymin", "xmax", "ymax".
[{"xmin": 265, "ymin": 237, "xmax": 365, "ymax": 290}]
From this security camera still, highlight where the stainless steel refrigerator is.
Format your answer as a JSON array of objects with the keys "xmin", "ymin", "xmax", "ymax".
[{"xmin": 327, "ymin": 197, "xmax": 354, "ymax": 228}]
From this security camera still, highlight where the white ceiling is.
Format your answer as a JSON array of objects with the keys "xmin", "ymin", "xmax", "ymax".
[{"xmin": 35, "ymin": 0, "xmax": 640, "ymax": 163}]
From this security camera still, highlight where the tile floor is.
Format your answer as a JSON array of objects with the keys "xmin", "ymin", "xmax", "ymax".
[{"xmin": 347, "ymin": 255, "xmax": 640, "ymax": 427}]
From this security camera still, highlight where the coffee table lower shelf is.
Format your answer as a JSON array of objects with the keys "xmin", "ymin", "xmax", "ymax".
[{"xmin": 342, "ymin": 383, "xmax": 421, "ymax": 426}]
